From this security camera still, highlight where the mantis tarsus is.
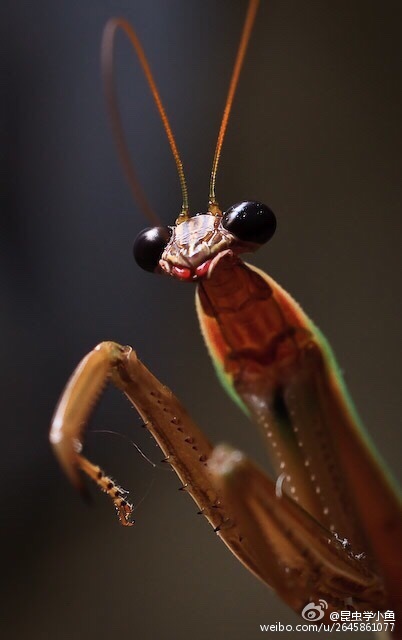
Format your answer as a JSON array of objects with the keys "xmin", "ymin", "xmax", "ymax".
[{"xmin": 50, "ymin": 0, "xmax": 401, "ymax": 630}]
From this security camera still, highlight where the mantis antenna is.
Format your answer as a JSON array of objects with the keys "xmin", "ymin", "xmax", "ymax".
[
  {"xmin": 102, "ymin": 1, "xmax": 259, "ymax": 223},
  {"xmin": 101, "ymin": 18, "xmax": 190, "ymax": 224},
  {"xmin": 209, "ymin": 0, "xmax": 260, "ymax": 212}
]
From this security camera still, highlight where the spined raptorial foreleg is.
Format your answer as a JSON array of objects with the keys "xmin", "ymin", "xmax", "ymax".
[
  {"xmin": 50, "ymin": 341, "xmax": 385, "ymax": 613},
  {"xmin": 50, "ymin": 342, "xmax": 278, "ymax": 581},
  {"xmin": 50, "ymin": 341, "xmax": 236, "ymax": 532}
]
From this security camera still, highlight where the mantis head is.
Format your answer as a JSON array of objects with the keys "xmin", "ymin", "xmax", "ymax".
[{"xmin": 133, "ymin": 201, "xmax": 277, "ymax": 281}]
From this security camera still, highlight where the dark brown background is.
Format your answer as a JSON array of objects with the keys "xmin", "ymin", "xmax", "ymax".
[{"xmin": 1, "ymin": 1, "xmax": 401, "ymax": 639}]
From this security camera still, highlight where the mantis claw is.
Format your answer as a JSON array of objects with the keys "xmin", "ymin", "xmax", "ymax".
[
  {"xmin": 75, "ymin": 450, "xmax": 134, "ymax": 526},
  {"xmin": 50, "ymin": 342, "xmax": 134, "ymax": 525}
]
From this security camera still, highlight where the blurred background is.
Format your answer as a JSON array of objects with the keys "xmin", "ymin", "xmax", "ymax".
[{"xmin": 1, "ymin": 1, "xmax": 401, "ymax": 639}]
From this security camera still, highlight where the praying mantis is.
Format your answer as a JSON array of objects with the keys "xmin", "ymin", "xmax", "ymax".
[{"xmin": 50, "ymin": 0, "xmax": 401, "ymax": 631}]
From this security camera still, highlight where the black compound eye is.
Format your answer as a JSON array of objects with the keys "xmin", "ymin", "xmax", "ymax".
[
  {"xmin": 222, "ymin": 201, "xmax": 276, "ymax": 245},
  {"xmin": 133, "ymin": 226, "xmax": 172, "ymax": 272}
]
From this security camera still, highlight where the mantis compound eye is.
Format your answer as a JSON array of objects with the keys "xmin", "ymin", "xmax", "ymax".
[
  {"xmin": 133, "ymin": 226, "xmax": 172, "ymax": 272},
  {"xmin": 222, "ymin": 201, "xmax": 277, "ymax": 245}
]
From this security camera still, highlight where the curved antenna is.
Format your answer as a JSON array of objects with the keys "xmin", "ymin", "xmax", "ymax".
[
  {"xmin": 209, "ymin": 0, "xmax": 260, "ymax": 210},
  {"xmin": 101, "ymin": 18, "xmax": 190, "ymax": 224}
]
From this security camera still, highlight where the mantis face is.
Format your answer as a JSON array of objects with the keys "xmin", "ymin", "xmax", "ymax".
[{"xmin": 133, "ymin": 201, "xmax": 276, "ymax": 281}]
